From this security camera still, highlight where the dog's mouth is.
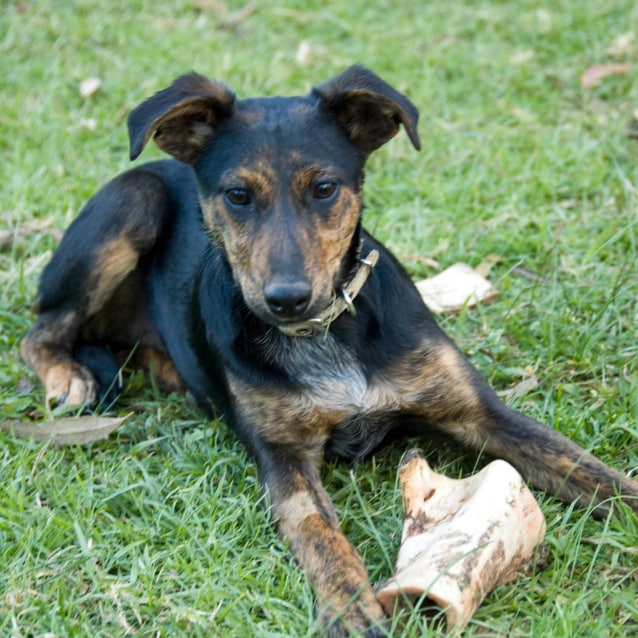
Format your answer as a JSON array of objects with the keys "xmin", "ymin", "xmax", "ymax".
[
  {"xmin": 253, "ymin": 250, "xmax": 379, "ymax": 337},
  {"xmin": 247, "ymin": 289, "xmax": 329, "ymax": 333}
]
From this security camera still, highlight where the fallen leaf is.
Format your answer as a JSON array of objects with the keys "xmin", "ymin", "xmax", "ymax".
[
  {"xmin": 535, "ymin": 8, "xmax": 552, "ymax": 34},
  {"xmin": 0, "ymin": 219, "xmax": 60, "ymax": 250},
  {"xmin": 581, "ymin": 63, "xmax": 631, "ymax": 88},
  {"xmin": 400, "ymin": 253, "xmax": 441, "ymax": 270},
  {"xmin": 0, "ymin": 413, "xmax": 131, "ymax": 445},
  {"xmin": 415, "ymin": 263, "xmax": 498, "ymax": 314},
  {"xmin": 582, "ymin": 537, "xmax": 638, "ymax": 554},
  {"xmin": 193, "ymin": 0, "xmax": 226, "ymax": 11},
  {"xmin": 79, "ymin": 77, "xmax": 102, "ymax": 99},
  {"xmin": 606, "ymin": 32, "xmax": 635, "ymax": 57},
  {"xmin": 296, "ymin": 40, "xmax": 312, "ymax": 65},
  {"xmin": 79, "ymin": 118, "xmax": 98, "ymax": 131},
  {"xmin": 431, "ymin": 236, "xmax": 451, "ymax": 257},
  {"xmin": 510, "ymin": 107, "xmax": 536, "ymax": 123},
  {"xmin": 509, "ymin": 50, "xmax": 534, "ymax": 65},
  {"xmin": 218, "ymin": 2, "xmax": 255, "ymax": 29},
  {"xmin": 475, "ymin": 254, "xmax": 503, "ymax": 277},
  {"xmin": 499, "ymin": 376, "xmax": 539, "ymax": 402}
]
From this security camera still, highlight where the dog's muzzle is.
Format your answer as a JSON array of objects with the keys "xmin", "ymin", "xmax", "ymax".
[{"xmin": 277, "ymin": 250, "xmax": 380, "ymax": 337}]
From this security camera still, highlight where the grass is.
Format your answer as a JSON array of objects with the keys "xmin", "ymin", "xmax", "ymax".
[{"xmin": 1, "ymin": 0, "xmax": 637, "ymax": 635}]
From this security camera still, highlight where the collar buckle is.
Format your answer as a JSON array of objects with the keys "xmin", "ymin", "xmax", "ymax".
[{"xmin": 277, "ymin": 249, "xmax": 380, "ymax": 338}]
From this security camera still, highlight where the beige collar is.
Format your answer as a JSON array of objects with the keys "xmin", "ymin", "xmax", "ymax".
[{"xmin": 277, "ymin": 249, "xmax": 380, "ymax": 337}]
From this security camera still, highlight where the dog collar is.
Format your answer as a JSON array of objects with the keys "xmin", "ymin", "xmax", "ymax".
[{"xmin": 278, "ymin": 249, "xmax": 380, "ymax": 338}]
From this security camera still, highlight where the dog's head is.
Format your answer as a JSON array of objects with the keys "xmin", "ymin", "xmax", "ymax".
[{"xmin": 128, "ymin": 66, "xmax": 420, "ymax": 328}]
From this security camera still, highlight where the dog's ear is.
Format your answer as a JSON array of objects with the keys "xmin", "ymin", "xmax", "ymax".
[
  {"xmin": 127, "ymin": 73, "xmax": 235, "ymax": 162},
  {"xmin": 313, "ymin": 65, "xmax": 420, "ymax": 154}
]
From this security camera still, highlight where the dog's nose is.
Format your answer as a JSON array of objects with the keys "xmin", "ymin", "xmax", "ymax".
[{"xmin": 264, "ymin": 280, "xmax": 312, "ymax": 318}]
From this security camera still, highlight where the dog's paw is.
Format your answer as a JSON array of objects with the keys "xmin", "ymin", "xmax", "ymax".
[
  {"xmin": 320, "ymin": 600, "xmax": 388, "ymax": 638},
  {"xmin": 324, "ymin": 618, "xmax": 388, "ymax": 638},
  {"xmin": 44, "ymin": 362, "xmax": 98, "ymax": 409}
]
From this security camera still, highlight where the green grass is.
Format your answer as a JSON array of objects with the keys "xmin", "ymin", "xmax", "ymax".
[{"xmin": 1, "ymin": 0, "xmax": 637, "ymax": 635}]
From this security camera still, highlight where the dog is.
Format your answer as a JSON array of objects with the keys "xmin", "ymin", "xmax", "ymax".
[{"xmin": 21, "ymin": 66, "xmax": 638, "ymax": 636}]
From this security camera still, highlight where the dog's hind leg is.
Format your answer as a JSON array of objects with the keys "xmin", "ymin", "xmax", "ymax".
[
  {"xmin": 400, "ymin": 339, "xmax": 638, "ymax": 516},
  {"xmin": 21, "ymin": 168, "xmax": 172, "ymax": 409}
]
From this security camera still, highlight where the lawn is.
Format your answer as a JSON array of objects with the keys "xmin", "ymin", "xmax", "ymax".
[{"xmin": 1, "ymin": 0, "xmax": 637, "ymax": 636}]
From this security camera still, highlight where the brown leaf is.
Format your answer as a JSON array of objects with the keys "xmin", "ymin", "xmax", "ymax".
[
  {"xmin": 0, "ymin": 219, "xmax": 60, "ymax": 250},
  {"xmin": 218, "ymin": 2, "xmax": 255, "ymax": 29},
  {"xmin": 193, "ymin": 0, "xmax": 226, "ymax": 11},
  {"xmin": 79, "ymin": 77, "xmax": 102, "ymax": 99},
  {"xmin": 475, "ymin": 254, "xmax": 504, "ymax": 277},
  {"xmin": 415, "ymin": 263, "xmax": 498, "ymax": 314},
  {"xmin": 581, "ymin": 63, "xmax": 631, "ymax": 88},
  {"xmin": 400, "ymin": 253, "xmax": 441, "ymax": 270},
  {"xmin": 605, "ymin": 32, "xmax": 635, "ymax": 57},
  {"xmin": 296, "ymin": 40, "xmax": 312, "ymax": 65},
  {"xmin": 499, "ymin": 376, "xmax": 539, "ymax": 402},
  {"xmin": 0, "ymin": 413, "xmax": 131, "ymax": 445}
]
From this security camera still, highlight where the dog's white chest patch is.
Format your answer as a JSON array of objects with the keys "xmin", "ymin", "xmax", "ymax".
[{"xmin": 273, "ymin": 333, "xmax": 401, "ymax": 416}]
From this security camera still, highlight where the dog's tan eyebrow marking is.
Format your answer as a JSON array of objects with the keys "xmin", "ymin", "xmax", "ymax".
[{"xmin": 219, "ymin": 164, "xmax": 278, "ymax": 200}]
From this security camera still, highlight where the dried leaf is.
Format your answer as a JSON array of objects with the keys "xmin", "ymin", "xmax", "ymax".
[
  {"xmin": 415, "ymin": 263, "xmax": 498, "ymax": 314},
  {"xmin": 581, "ymin": 63, "xmax": 631, "ymax": 88},
  {"xmin": 430, "ymin": 236, "xmax": 450, "ymax": 257},
  {"xmin": 509, "ymin": 50, "xmax": 534, "ymax": 65},
  {"xmin": 400, "ymin": 253, "xmax": 440, "ymax": 269},
  {"xmin": 582, "ymin": 537, "xmax": 638, "ymax": 554},
  {"xmin": 79, "ymin": 118, "xmax": 98, "ymax": 131},
  {"xmin": 499, "ymin": 376, "xmax": 539, "ymax": 402},
  {"xmin": 0, "ymin": 219, "xmax": 60, "ymax": 250},
  {"xmin": 79, "ymin": 77, "xmax": 102, "ymax": 99},
  {"xmin": 218, "ymin": 2, "xmax": 255, "ymax": 29},
  {"xmin": 606, "ymin": 32, "xmax": 635, "ymax": 57},
  {"xmin": 193, "ymin": 0, "xmax": 226, "ymax": 12},
  {"xmin": 0, "ymin": 413, "xmax": 131, "ymax": 445},
  {"xmin": 296, "ymin": 40, "xmax": 312, "ymax": 65},
  {"xmin": 475, "ymin": 253, "xmax": 503, "ymax": 277}
]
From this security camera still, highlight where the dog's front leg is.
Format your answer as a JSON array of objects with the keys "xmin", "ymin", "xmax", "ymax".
[{"xmin": 255, "ymin": 441, "xmax": 386, "ymax": 637}]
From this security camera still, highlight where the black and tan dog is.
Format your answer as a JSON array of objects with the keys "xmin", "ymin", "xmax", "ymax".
[{"xmin": 21, "ymin": 66, "xmax": 638, "ymax": 635}]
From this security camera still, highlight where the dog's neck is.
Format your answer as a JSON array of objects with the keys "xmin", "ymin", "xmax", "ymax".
[{"xmin": 277, "ymin": 249, "xmax": 379, "ymax": 338}]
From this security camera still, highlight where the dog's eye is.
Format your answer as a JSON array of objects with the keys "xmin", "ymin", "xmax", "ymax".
[
  {"xmin": 313, "ymin": 181, "xmax": 337, "ymax": 200},
  {"xmin": 225, "ymin": 188, "xmax": 251, "ymax": 206}
]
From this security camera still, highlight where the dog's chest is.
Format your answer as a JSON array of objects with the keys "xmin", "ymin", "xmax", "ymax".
[
  {"xmin": 272, "ymin": 335, "xmax": 416, "ymax": 459},
  {"xmin": 273, "ymin": 334, "xmax": 405, "ymax": 416},
  {"xmin": 229, "ymin": 332, "xmax": 419, "ymax": 459}
]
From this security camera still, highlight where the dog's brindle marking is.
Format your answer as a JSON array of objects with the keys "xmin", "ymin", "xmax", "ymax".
[{"xmin": 20, "ymin": 66, "xmax": 637, "ymax": 636}]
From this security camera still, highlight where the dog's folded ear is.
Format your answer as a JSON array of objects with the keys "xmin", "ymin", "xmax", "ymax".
[
  {"xmin": 313, "ymin": 65, "xmax": 421, "ymax": 154},
  {"xmin": 127, "ymin": 73, "xmax": 235, "ymax": 163}
]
